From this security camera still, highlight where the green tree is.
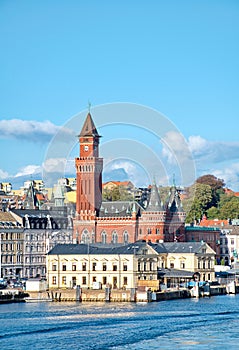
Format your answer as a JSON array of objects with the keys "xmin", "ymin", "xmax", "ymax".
[
  {"xmin": 102, "ymin": 186, "xmax": 133, "ymax": 201},
  {"xmin": 183, "ymin": 183, "xmax": 213, "ymax": 223},
  {"xmin": 196, "ymin": 174, "xmax": 225, "ymax": 208},
  {"xmin": 206, "ymin": 206, "xmax": 220, "ymax": 219},
  {"xmin": 218, "ymin": 196, "xmax": 239, "ymax": 220}
]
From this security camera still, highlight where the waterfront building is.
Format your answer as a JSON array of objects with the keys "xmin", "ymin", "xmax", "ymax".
[
  {"xmin": 73, "ymin": 112, "xmax": 186, "ymax": 244},
  {"xmin": 10, "ymin": 208, "xmax": 73, "ymax": 278},
  {"xmin": 162, "ymin": 242, "xmax": 216, "ymax": 282},
  {"xmin": 47, "ymin": 241, "xmax": 216, "ymax": 290},
  {"xmin": 0, "ymin": 212, "xmax": 24, "ymax": 278}
]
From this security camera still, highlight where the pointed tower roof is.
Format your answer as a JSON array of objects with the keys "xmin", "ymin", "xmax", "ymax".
[
  {"xmin": 23, "ymin": 182, "xmax": 39, "ymax": 209},
  {"xmin": 146, "ymin": 184, "xmax": 163, "ymax": 212},
  {"xmin": 167, "ymin": 185, "xmax": 184, "ymax": 212},
  {"xmin": 79, "ymin": 113, "xmax": 100, "ymax": 137}
]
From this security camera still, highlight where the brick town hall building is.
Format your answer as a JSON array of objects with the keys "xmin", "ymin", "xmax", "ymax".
[{"xmin": 73, "ymin": 112, "xmax": 186, "ymax": 244}]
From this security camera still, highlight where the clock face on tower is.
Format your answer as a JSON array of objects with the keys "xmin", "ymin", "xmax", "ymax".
[{"xmin": 84, "ymin": 145, "xmax": 89, "ymax": 151}]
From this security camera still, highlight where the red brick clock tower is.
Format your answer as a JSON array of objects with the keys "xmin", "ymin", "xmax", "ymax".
[{"xmin": 75, "ymin": 113, "xmax": 103, "ymax": 218}]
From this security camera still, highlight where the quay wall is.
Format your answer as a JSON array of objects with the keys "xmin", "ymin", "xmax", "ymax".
[{"xmin": 26, "ymin": 288, "xmax": 191, "ymax": 302}]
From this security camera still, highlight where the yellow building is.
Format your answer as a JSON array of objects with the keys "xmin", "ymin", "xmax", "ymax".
[
  {"xmin": 47, "ymin": 241, "xmax": 216, "ymax": 290},
  {"xmin": 163, "ymin": 242, "xmax": 216, "ymax": 282}
]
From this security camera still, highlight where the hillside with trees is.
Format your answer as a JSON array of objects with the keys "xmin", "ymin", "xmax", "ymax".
[{"xmin": 181, "ymin": 174, "xmax": 239, "ymax": 223}]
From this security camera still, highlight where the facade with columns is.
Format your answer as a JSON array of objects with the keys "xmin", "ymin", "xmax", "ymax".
[{"xmin": 73, "ymin": 113, "xmax": 186, "ymax": 245}]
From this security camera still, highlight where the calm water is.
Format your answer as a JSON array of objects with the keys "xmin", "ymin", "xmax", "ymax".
[{"xmin": 0, "ymin": 295, "xmax": 239, "ymax": 349}]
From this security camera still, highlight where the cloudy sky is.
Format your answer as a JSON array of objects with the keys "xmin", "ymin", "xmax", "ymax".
[{"xmin": 0, "ymin": 1, "xmax": 239, "ymax": 190}]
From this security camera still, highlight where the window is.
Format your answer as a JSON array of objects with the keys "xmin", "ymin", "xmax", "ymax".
[
  {"xmin": 113, "ymin": 277, "xmax": 117, "ymax": 288},
  {"xmin": 123, "ymin": 264, "xmax": 127, "ymax": 271},
  {"xmin": 180, "ymin": 261, "xmax": 185, "ymax": 269},
  {"xmin": 170, "ymin": 262, "xmax": 174, "ymax": 268},
  {"xmin": 149, "ymin": 261, "xmax": 153, "ymax": 271},
  {"xmin": 198, "ymin": 260, "xmax": 200, "ymax": 269},
  {"xmin": 112, "ymin": 231, "xmax": 118, "ymax": 244},
  {"xmin": 103, "ymin": 263, "xmax": 107, "ymax": 271},
  {"xmin": 208, "ymin": 260, "xmax": 211, "ymax": 269},
  {"xmin": 123, "ymin": 231, "xmax": 129, "ymax": 244},
  {"xmin": 82, "ymin": 262, "xmax": 87, "ymax": 271},
  {"xmin": 102, "ymin": 276, "xmax": 107, "ymax": 285},
  {"xmin": 81, "ymin": 229, "xmax": 89, "ymax": 244},
  {"xmin": 52, "ymin": 264, "xmax": 57, "ymax": 271},
  {"xmin": 138, "ymin": 262, "xmax": 141, "ymax": 271},
  {"xmin": 113, "ymin": 264, "xmax": 117, "ymax": 271},
  {"xmin": 123, "ymin": 277, "xmax": 128, "ymax": 286},
  {"xmin": 52, "ymin": 276, "xmax": 56, "ymax": 285},
  {"xmin": 143, "ymin": 262, "xmax": 147, "ymax": 271},
  {"xmin": 62, "ymin": 264, "xmax": 66, "ymax": 271},
  {"xmin": 92, "ymin": 276, "xmax": 96, "ymax": 282},
  {"xmin": 92, "ymin": 262, "xmax": 96, "ymax": 271},
  {"xmin": 101, "ymin": 231, "xmax": 107, "ymax": 244},
  {"xmin": 82, "ymin": 276, "xmax": 87, "ymax": 285},
  {"xmin": 72, "ymin": 277, "xmax": 76, "ymax": 287},
  {"xmin": 72, "ymin": 264, "xmax": 76, "ymax": 271},
  {"xmin": 62, "ymin": 276, "xmax": 66, "ymax": 285}
]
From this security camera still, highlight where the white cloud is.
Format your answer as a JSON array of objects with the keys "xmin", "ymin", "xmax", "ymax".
[
  {"xmin": 188, "ymin": 136, "xmax": 239, "ymax": 163},
  {"xmin": 15, "ymin": 165, "xmax": 42, "ymax": 178},
  {"xmin": 104, "ymin": 159, "xmax": 150, "ymax": 187},
  {"xmin": 42, "ymin": 158, "xmax": 67, "ymax": 173},
  {"xmin": 210, "ymin": 163, "xmax": 239, "ymax": 191},
  {"xmin": 161, "ymin": 131, "xmax": 193, "ymax": 165},
  {"xmin": 0, "ymin": 169, "xmax": 9, "ymax": 180},
  {"xmin": 0, "ymin": 119, "xmax": 64, "ymax": 142}
]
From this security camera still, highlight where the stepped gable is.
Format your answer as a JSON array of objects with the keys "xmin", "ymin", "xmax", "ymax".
[
  {"xmin": 79, "ymin": 112, "xmax": 100, "ymax": 137},
  {"xmin": 146, "ymin": 183, "xmax": 164, "ymax": 212},
  {"xmin": 166, "ymin": 185, "xmax": 184, "ymax": 212}
]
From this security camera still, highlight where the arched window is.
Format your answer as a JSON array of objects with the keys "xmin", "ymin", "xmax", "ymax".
[
  {"xmin": 101, "ymin": 231, "xmax": 107, "ymax": 244},
  {"xmin": 112, "ymin": 230, "xmax": 118, "ymax": 244},
  {"xmin": 123, "ymin": 230, "xmax": 129, "ymax": 244},
  {"xmin": 91, "ymin": 230, "xmax": 95, "ymax": 243},
  {"xmin": 81, "ymin": 229, "xmax": 89, "ymax": 244}
]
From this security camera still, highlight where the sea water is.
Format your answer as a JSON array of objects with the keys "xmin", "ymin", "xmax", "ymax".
[{"xmin": 0, "ymin": 295, "xmax": 239, "ymax": 349}]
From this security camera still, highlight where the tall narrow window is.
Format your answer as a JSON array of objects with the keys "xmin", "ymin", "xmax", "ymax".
[
  {"xmin": 101, "ymin": 231, "xmax": 107, "ymax": 244},
  {"xmin": 112, "ymin": 231, "xmax": 118, "ymax": 244},
  {"xmin": 123, "ymin": 231, "xmax": 129, "ymax": 244}
]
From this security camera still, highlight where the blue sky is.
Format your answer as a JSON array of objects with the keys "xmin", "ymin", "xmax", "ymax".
[{"xmin": 0, "ymin": 0, "xmax": 239, "ymax": 190}]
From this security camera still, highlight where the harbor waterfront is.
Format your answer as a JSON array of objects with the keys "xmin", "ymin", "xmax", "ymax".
[{"xmin": 0, "ymin": 295, "xmax": 239, "ymax": 349}]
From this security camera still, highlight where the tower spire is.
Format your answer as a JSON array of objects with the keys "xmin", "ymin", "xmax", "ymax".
[
  {"xmin": 88, "ymin": 101, "xmax": 91, "ymax": 114},
  {"xmin": 75, "ymin": 111, "xmax": 103, "ymax": 217}
]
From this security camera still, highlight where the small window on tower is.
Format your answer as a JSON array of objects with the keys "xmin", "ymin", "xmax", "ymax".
[{"xmin": 84, "ymin": 145, "xmax": 89, "ymax": 151}]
